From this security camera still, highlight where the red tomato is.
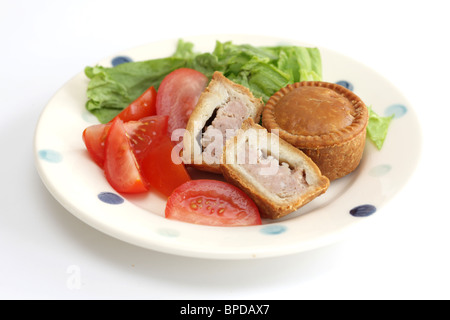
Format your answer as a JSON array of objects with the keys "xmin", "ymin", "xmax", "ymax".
[
  {"xmin": 155, "ymin": 68, "xmax": 208, "ymax": 135},
  {"xmin": 124, "ymin": 115, "xmax": 191, "ymax": 197},
  {"xmin": 83, "ymin": 86, "xmax": 157, "ymax": 168},
  {"xmin": 139, "ymin": 134, "xmax": 191, "ymax": 197},
  {"xmin": 82, "ymin": 123, "xmax": 111, "ymax": 168},
  {"xmin": 104, "ymin": 118, "xmax": 148, "ymax": 194},
  {"xmin": 111, "ymin": 86, "xmax": 157, "ymax": 122},
  {"xmin": 124, "ymin": 115, "xmax": 169, "ymax": 163},
  {"xmin": 165, "ymin": 180, "xmax": 261, "ymax": 226}
]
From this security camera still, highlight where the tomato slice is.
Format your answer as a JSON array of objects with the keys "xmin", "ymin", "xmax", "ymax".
[
  {"xmin": 155, "ymin": 68, "xmax": 208, "ymax": 135},
  {"xmin": 165, "ymin": 180, "xmax": 261, "ymax": 226},
  {"xmin": 111, "ymin": 86, "xmax": 157, "ymax": 122},
  {"xmin": 82, "ymin": 123, "xmax": 111, "ymax": 168},
  {"xmin": 104, "ymin": 118, "xmax": 148, "ymax": 194},
  {"xmin": 125, "ymin": 115, "xmax": 191, "ymax": 197}
]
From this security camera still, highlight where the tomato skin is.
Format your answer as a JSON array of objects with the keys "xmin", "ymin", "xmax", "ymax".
[
  {"xmin": 123, "ymin": 115, "xmax": 190, "ymax": 197},
  {"xmin": 83, "ymin": 86, "xmax": 157, "ymax": 168},
  {"xmin": 165, "ymin": 180, "xmax": 261, "ymax": 226},
  {"xmin": 104, "ymin": 118, "xmax": 148, "ymax": 194},
  {"xmin": 111, "ymin": 86, "xmax": 157, "ymax": 122},
  {"xmin": 83, "ymin": 114, "xmax": 190, "ymax": 196},
  {"xmin": 124, "ymin": 115, "xmax": 169, "ymax": 164},
  {"xmin": 155, "ymin": 68, "xmax": 208, "ymax": 135},
  {"xmin": 82, "ymin": 123, "xmax": 111, "ymax": 168},
  {"xmin": 139, "ymin": 135, "xmax": 191, "ymax": 197}
]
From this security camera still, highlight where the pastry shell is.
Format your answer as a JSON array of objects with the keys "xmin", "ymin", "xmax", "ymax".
[
  {"xmin": 183, "ymin": 72, "xmax": 263, "ymax": 173},
  {"xmin": 262, "ymin": 81, "xmax": 368, "ymax": 181},
  {"xmin": 221, "ymin": 118, "xmax": 329, "ymax": 219}
]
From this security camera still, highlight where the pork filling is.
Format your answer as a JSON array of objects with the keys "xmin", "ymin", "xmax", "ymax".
[
  {"xmin": 201, "ymin": 98, "xmax": 250, "ymax": 164},
  {"xmin": 241, "ymin": 146, "xmax": 309, "ymax": 198}
]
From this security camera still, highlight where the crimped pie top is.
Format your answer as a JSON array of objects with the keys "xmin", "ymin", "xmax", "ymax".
[{"xmin": 263, "ymin": 81, "xmax": 368, "ymax": 148}]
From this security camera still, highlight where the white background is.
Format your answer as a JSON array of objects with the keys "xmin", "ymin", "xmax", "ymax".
[{"xmin": 1, "ymin": 0, "xmax": 449, "ymax": 300}]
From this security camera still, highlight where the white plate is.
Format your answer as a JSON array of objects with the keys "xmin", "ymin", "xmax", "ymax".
[{"xmin": 34, "ymin": 35, "xmax": 421, "ymax": 259}]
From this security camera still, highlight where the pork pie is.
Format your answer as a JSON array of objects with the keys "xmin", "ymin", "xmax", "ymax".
[{"xmin": 262, "ymin": 81, "xmax": 369, "ymax": 181}]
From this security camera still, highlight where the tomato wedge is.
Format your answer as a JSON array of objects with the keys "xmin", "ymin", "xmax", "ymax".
[
  {"xmin": 111, "ymin": 86, "xmax": 157, "ymax": 122},
  {"xmin": 165, "ymin": 180, "xmax": 261, "ymax": 226},
  {"xmin": 104, "ymin": 118, "xmax": 148, "ymax": 194},
  {"xmin": 82, "ymin": 123, "xmax": 111, "ymax": 168},
  {"xmin": 139, "ymin": 134, "xmax": 191, "ymax": 197},
  {"xmin": 124, "ymin": 115, "xmax": 169, "ymax": 163},
  {"xmin": 83, "ymin": 85, "xmax": 157, "ymax": 167},
  {"xmin": 125, "ymin": 116, "xmax": 191, "ymax": 196},
  {"xmin": 155, "ymin": 68, "xmax": 208, "ymax": 135},
  {"xmin": 83, "ymin": 113, "xmax": 190, "ymax": 196}
]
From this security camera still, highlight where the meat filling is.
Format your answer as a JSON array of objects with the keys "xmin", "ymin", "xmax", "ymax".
[
  {"xmin": 201, "ymin": 98, "xmax": 250, "ymax": 164},
  {"xmin": 241, "ymin": 146, "xmax": 309, "ymax": 198}
]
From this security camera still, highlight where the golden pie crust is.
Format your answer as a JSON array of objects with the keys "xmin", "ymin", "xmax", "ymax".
[{"xmin": 262, "ymin": 81, "xmax": 368, "ymax": 181}]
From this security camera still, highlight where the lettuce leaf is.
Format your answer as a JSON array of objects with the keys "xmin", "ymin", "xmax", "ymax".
[
  {"xmin": 227, "ymin": 55, "xmax": 292, "ymax": 102},
  {"xmin": 366, "ymin": 106, "xmax": 393, "ymax": 150},
  {"xmin": 265, "ymin": 45, "xmax": 322, "ymax": 82},
  {"xmin": 209, "ymin": 41, "xmax": 322, "ymax": 102}
]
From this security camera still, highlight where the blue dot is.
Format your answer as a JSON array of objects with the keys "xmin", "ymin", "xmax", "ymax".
[
  {"xmin": 369, "ymin": 164, "xmax": 392, "ymax": 177},
  {"xmin": 81, "ymin": 110, "xmax": 98, "ymax": 124},
  {"xmin": 111, "ymin": 56, "xmax": 133, "ymax": 67},
  {"xmin": 98, "ymin": 192, "xmax": 124, "ymax": 205},
  {"xmin": 38, "ymin": 149, "xmax": 62, "ymax": 163},
  {"xmin": 157, "ymin": 229, "xmax": 180, "ymax": 238},
  {"xmin": 350, "ymin": 204, "xmax": 376, "ymax": 217},
  {"xmin": 336, "ymin": 80, "xmax": 354, "ymax": 91},
  {"xmin": 385, "ymin": 104, "xmax": 407, "ymax": 119},
  {"xmin": 260, "ymin": 225, "xmax": 287, "ymax": 235}
]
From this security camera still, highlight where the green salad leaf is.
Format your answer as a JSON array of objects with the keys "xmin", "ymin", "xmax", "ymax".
[
  {"xmin": 366, "ymin": 106, "xmax": 393, "ymax": 150},
  {"xmin": 84, "ymin": 39, "xmax": 322, "ymax": 123}
]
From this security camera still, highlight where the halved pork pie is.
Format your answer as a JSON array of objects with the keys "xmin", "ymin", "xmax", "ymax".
[
  {"xmin": 221, "ymin": 118, "xmax": 329, "ymax": 219},
  {"xmin": 183, "ymin": 72, "xmax": 264, "ymax": 173}
]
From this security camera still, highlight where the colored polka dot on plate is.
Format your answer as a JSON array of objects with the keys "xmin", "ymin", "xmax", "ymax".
[
  {"xmin": 38, "ymin": 149, "xmax": 62, "ymax": 163},
  {"xmin": 98, "ymin": 192, "xmax": 124, "ymax": 205},
  {"xmin": 81, "ymin": 110, "xmax": 99, "ymax": 124},
  {"xmin": 385, "ymin": 104, "xmax": 407, "ymax": 119},
  {"xmin": 369, "ymin": 164, "xmax": 392, "ymax": 177},
  {"xmin": 350, "ymin": 204, "xmax": 376, "ymax": 217},
  {"xmin": 157, "ymin": 228, "xmax": 180, "ymax": 238},
  {"xmin": 111, "ymin": 56, "xmax": 133, "ymax": 67},
  {"xmin": 260, "ymin": 225, "xmax": 287, "ymax": 235},
  {"xmin": 335, "ymin": 80, "xmax": 354, "ymax": 91}
]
